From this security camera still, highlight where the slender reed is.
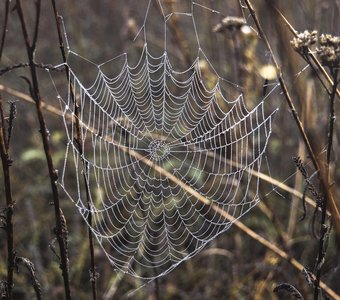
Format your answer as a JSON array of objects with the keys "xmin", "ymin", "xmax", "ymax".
[
  {"xmin": 242, "ymin": 0, "xmax": 339, "ymax": 298},
  {"xmin": 0, "ymin": 1, "xmax": 14, "ymax": 298},
  {"xmin": 15, "ymin": 0, "xmax": 72, "ymax": 299},
  {"xmin": 50, "ymin": 2, "xmax": 97, "ymax": 298}
]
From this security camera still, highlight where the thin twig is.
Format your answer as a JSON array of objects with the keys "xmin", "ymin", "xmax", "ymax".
[
  {"xmin": 50, "ymin": 1, "xmax": 97, "ymax": 298},
  {"xmin": 242, "ymin": 1, "xmax": 339, "ymax": 297},
  {"xmin": 0, "ymin": 62, "xmax": 64, "ymax": 76},
  {"xmin": 314, "ymin": 70, "xmax": 338, "ymax": 300},
  {"xmin": 326, "ymin": 71, "xmax": 338, "ymax": 165},
  {"xmin": 0, "ymin": 0, "xmax": 10, "ymax": 58},
  {"xmin": 0, "ymin": 1, "xmax": 14, "ymax": 299},
  {"xmin": 0, "ymin": 102, "xmax": 14, "ymax": 300},
  {"xmin": 15, "ymin": 0, "xmax": 72, "ymax": 299}
]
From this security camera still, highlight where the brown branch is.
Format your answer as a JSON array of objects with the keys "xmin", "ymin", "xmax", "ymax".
[
  {"xmin": 314, "ymin": 70, "xmax": 338, "ymax": 300},
  {"xmin": 0, "ymin": 63, "xmax": 64, "ymax": 76},
  {"xmin": 15, "ymin": 0, "xmax": 72, "ymax": 299},
  {"xmin": 0, "ymin": 102, "xmax": 14, "ymax": 300},
  {"xmin": 50, "ymin": 1, "xmax": 97, "ymax": 298},
  {"xmin": 0, "ymin": 1, "xmax": 15, "ymax": 298},
  {"xmin": 243, "ymin": 0, "xmax": 318, "ymax": 172},
  {"xmin": 0, "ymin": 0, "xmax": 10, "ymax": 58}
]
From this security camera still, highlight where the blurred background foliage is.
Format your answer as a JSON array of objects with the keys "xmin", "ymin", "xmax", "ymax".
[{"xmin": 0, "ymin": 0, "xmax": 339, "ymax": 299}]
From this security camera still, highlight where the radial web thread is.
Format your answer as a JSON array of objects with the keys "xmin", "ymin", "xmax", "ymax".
[{"xmin": 54, "ymin": 0, "xmax": 279, "ymax": 280}]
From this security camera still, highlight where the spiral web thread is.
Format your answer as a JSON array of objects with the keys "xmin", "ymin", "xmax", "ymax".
[{"xmin": 53, "ymin": 0, "xmax": 279, "ymax": 280}]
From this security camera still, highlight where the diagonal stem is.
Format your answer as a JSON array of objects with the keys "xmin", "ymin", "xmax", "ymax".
[
  {"xmin": 242, "ymin": 0, "xmax": 340, "ymax": 239},
  {"xmin": 0, "ymin": 83, "xmax": 339, "ymax": 299}
]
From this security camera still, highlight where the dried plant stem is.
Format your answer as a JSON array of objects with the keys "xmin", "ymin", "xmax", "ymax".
[
  {"xmin": 0, "ymin": 62, "xmax": 64, "ymax": 76},
  {"xmin": 0, "ymin": 0, "xmax": 10, "ymax": 57},
  {"xmin": 314, "ymin": 70, "xmax": 338, "ymax": 300},
  {"xmin": 243, "ymin": 0, "xmax": 340, "ymax": 238},
  {"xmin": 1, "ymin": 82, "xmax": 338, "ymax": 299},
  {"xmin": 50, "ymin": 2, "xmax": 97, "ymax": 298},
  {"xmin": 0, "ymin": 1, "xmax": 14, "ymax": 299},
  {"xmin": 243, "ymin": 0, "xmax": 339, "ymax": 297},
  {"xmin": 243, "ymin": 0, "xmax": 317, "ymax": 171},
  {"xmin": 0, "ymin": 103, "xmax": 14, "ymax": 300},
  {"xmin": 326, "ymin": 71, "xmax": 338, "ymax": 166},
  {"xmin": 15, "ymin": 0, "xmax": 71, "ymax": 299}
]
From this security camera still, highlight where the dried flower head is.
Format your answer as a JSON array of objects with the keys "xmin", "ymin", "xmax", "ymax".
[
  {"xmin": 317, "ymin": 34, "xmax": 340, "ymax": 68},
  {"xmin": 213, "ymin": 16, "xmax": 246, "ymax": 33},
  {"xmin": 291, "ymin": 30, "xmax": 318, "ymax": 55}
]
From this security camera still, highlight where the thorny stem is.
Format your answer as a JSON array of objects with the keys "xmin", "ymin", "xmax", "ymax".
[
  {"xmin": 314, "ymin": 70, "xmax": 338, "ymax": 300},
  {"xmin": 0, "ymin": 1, "xmax": 14, "ymax": 299},
  {"xmin": 15, "ymin": 0, "xmax": 72, "ymax": 299},
  {"xmin": 50, "ymin": 1, "xmax": 97, "ymax": 298}
]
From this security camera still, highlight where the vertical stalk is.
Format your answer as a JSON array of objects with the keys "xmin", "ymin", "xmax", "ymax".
[
  {"xmin": 50, "ymin": 1, "xmax": 97, "ymax": 298},
  {"xmin": 326, "ymin": 71, "xmax": 338, "ymax": 166},
  {"xmin": 0, "ymin": 103, "xmax": 14, "ymax": 300},
  {"xmin": 0, "ymin": 1, "xmax": 14, "ymax": 299},
  {"xmin": 15, "ymin": 0, "xmax": 72, "ymax": 299},
  {"xmin": 314, "ymin": 70, "xmax": 338, "ymax": 300},
  {"xmin": 241, "ymin": 0, "xmax": 340, "ymax": 297}
]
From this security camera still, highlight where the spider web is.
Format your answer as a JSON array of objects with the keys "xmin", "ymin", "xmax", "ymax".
[{"xmin": 51, "ymin": 0, "xmax": 279, "ymax": 280}]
